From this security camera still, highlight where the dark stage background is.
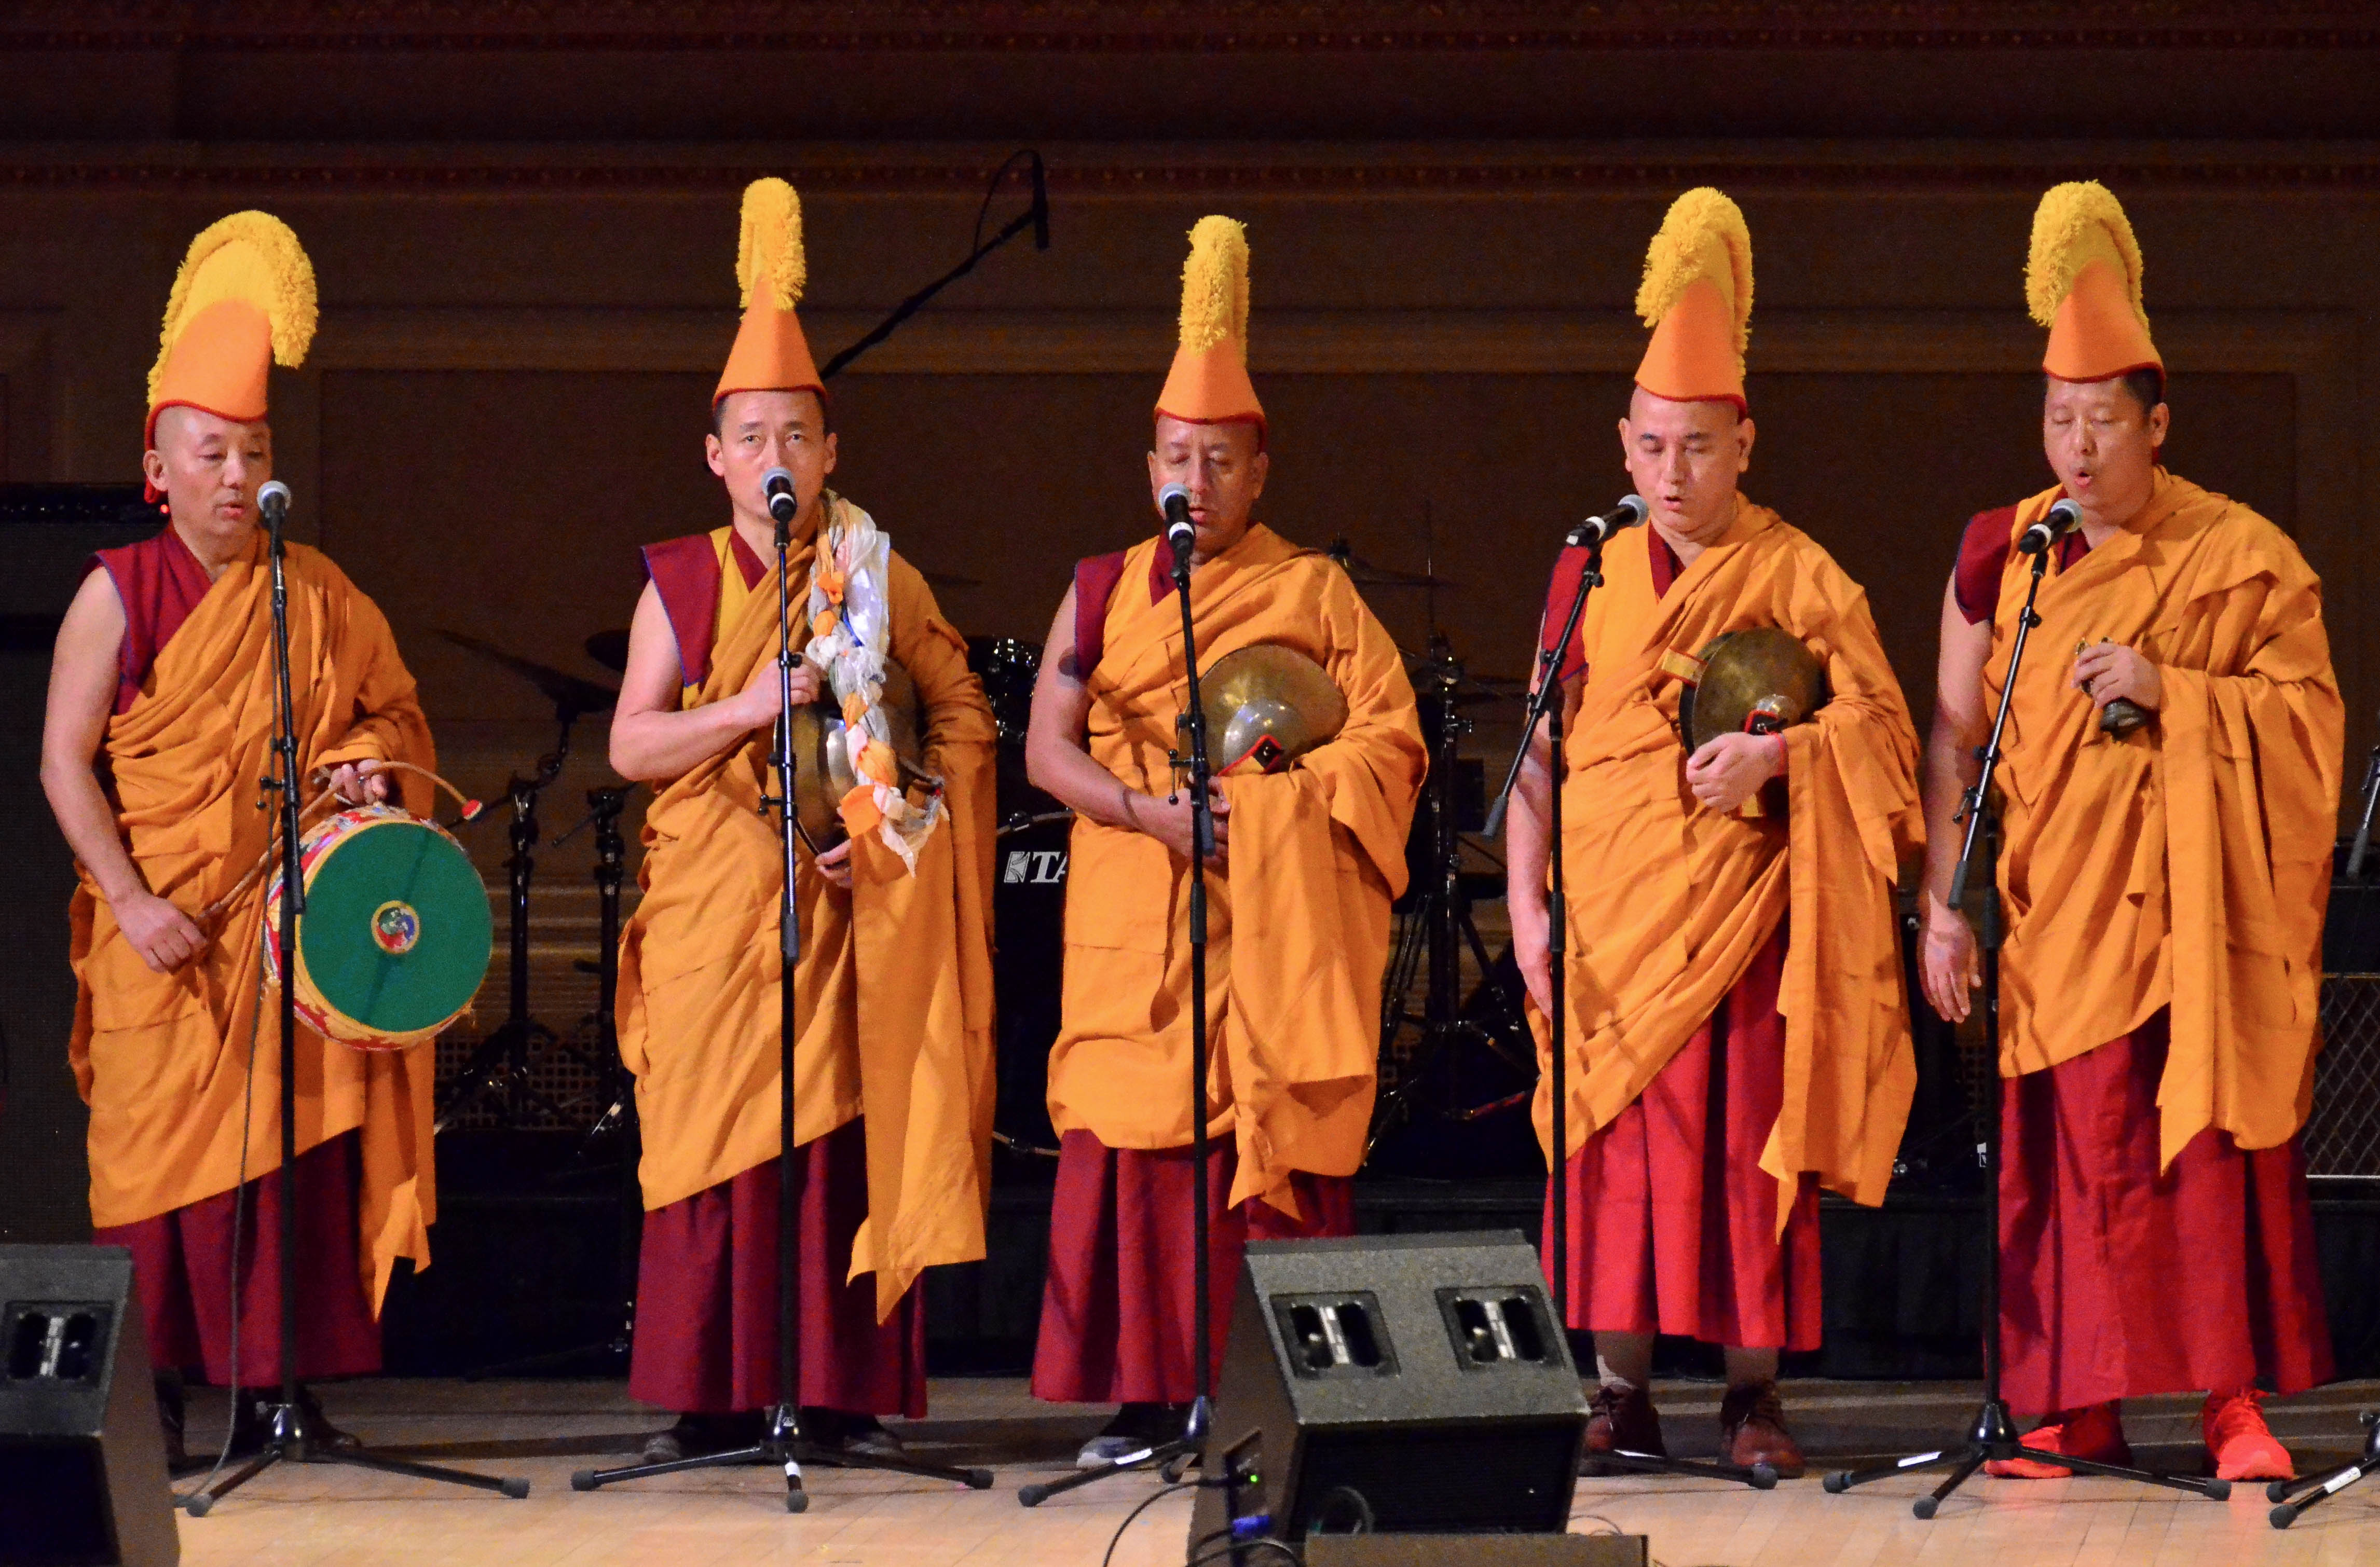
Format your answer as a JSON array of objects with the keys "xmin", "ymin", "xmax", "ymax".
[{"xmin": 2, "ymin": 2, "xmax": 2376, "ymax": 1377}]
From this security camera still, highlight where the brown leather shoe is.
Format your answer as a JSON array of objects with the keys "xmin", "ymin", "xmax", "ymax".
[
  {"xmin": 1719, "ymin": 1380, "xmax": 1805, "ymax": 1478},
  {"xmin": 1582, "ymin": 1381, "xmax": 1666, "ymax": 1471}
]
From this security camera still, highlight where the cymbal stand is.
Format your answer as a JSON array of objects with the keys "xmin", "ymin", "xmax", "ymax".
[
  {"xmin": 1485, "ymin": 528, "xmax": 1774, "ymax": 1490},
  {"xmin": 1822, "ymin": 528, "xmax": 2229, "ymax": 1516},
  {"xmin": 573, "ymin": 498, "xmax": 991, "ymax": 1508},
  {"xmin": 464, "ymin": 783, "xmax": 639, "ymax": 1381},
  {"xmin": 1019, "ymin": 523, "xmax": 1219, "ymax": 1507},
  {"xmin": 187, "ymin": 492, "xmax": 527, "ymax": 1512},
  {"xmin": 436, "ymin": 720, "xmax": 575, "ymax": 1131},
  {"xmin": 1372, "ymin": 637, "xmax": 1532, "ymax": 1149}
]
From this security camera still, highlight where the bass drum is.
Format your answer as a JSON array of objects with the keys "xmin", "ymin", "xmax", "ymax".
[
  {"xmin": 262, "ymin": 804, "xmax": 494, "ymax": 1050},
  {"xmin": 991, "ymin": 805, "xmax": 1072, "ymax": 1160}
]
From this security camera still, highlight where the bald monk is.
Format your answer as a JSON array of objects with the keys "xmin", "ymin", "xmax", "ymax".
[
  {"xmin": 608, "ymin": 177, "xmax": 996, "ymax": 1466},
  {"xmin": 1024, "ymin": 219, "xmax": 1425, "ymax": 1468},
  {"xmin": 41, "ymin": 213, "xmax": 437, "ymax": 1466},
  {"xmin": 1920, "ymin": 185, "xmax": 2337, "ymax": 1484},
  {"xmin": 1508, "ymin": 189, "xmax": 1921, "ymax": 1478}
]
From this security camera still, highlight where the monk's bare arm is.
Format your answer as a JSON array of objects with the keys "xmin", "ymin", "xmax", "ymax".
[
  {"xmin": 1503, "ymin": 679, "xmax": 1584, "ymax": 1019},
  {"xmin": 40, "ymin": 570, "xmax": 206, "ymax": 972},
  {"xmin": 608, "ymin": 579, "xmax": 815, "ymax": 783},
  {"xmin": 1023, "ymin": 583, "xmax": 1222, "ymax": 866},
  {"xmin": 1919, "ymin": 575, "xmax": 1992, "ymax": 1021}
]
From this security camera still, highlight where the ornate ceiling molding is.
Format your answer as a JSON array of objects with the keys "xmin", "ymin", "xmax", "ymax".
[
  {"xmin": 6, "ymin": 144, "xmax": 2379, "ymax": 194},
  {"xmin": 4, "ymin": 1, "xmax": 2377, "ymax": 50}
]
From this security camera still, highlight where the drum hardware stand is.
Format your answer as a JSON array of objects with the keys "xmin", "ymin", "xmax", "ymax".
[
  {"xmin": 2346, "ymin": 733, "xmax": 2380, "ymax": 880},
  {"xmin": 464, "ymin": 783, "xmax": 641, "ymax": 1382},
  {"xmin": 1019, "ymin": 518, "xmax": 1220, "ymax": 1508},
  {"xmin": 1822, "ymin": 523, "xmax": 2229, "ymax": 1516},
  {"xmin": 1485, "ymin": 521, "xmax": 1775, "ymax": 1491},
  {"xmin": 436, "ymin": 720, "xmax": 580, "ymax": 1132},
  {"xmin": 186, "ymin": 487, "xmax": 527, "ymax": 1513},
  {"xmin": 573, "ymin": 489, "xmax": 992, "ymax": 1508},
  {"xmin": 1372, "ymin": 636, "xmax": 1532, "ymax": 1153}
]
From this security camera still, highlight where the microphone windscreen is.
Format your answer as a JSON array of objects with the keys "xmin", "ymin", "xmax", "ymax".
[{"xmin": 1616, "ymin": 493, "xmax": 1648, "ymax": 526}]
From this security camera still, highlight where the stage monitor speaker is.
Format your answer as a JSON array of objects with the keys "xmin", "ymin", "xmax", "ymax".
[
  {"xmin": 0, "ymin": 1246, "xmax": 176, "ymax": 1567},
  {"xmin": 1303, "ymin": 1537, "xmax": 1647, "ymax": 1566},
  {"xmin": 1190, "ymin": 1231, "xmax": 1586, "ymax": 1549}
]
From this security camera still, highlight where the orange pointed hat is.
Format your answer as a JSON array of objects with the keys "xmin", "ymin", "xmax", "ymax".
[
  {"xmin": 146, "ymin": 211, "xmax": 317, "ymax": 446},
  {"xmin": 715, "ymin": 177, "xmax": 824, "ymax": 407},
  {"xmin": 1155, "ymin": 215, "xmax": 1264, "ymax": 439},
  {"xmin": 2028, "ymin": 181, "xmax": 2160, "ymax": 382},
  {"xmin": 1633, "ymin": 188, "xmax": 1754, "ymax": 410}
]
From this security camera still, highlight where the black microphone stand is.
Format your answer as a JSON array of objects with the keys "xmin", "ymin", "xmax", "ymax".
[
  {"xmin": 190, "ymin": 495, "xmax": 527, "ymax": 1513},
  {"xmin": 573, "ymin": 490, "xmax": 991, "ymax": 1507},
  {"xmin": 1822, "ymin": 528, "xmax": 2229, "ymax": 1515},
  {"xmin": 1018, "ymin": 521, "xmax": 1217, "ymax": 1507},
  {"xmin": 1484, "ymin": 522, "xmax": 1774, "ymax": 1491}
]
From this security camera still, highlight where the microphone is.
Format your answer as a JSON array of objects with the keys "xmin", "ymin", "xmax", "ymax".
[
  {"xmin": 2019, "ymin": 498, "xmax": 2082, "ymax": 556},
  {"xmin": 1568, "ymin": 494, "xmax": 1647, "ymax": 549},
  {"xmin": 760, "ymin": 467, "xmax": 799, "ymax": 527},
  {"xmin": 1159, "ymin": 483, "xmax": 1196, "ymax": 563},
  {"xmin": 257, "ymin": 480, "xmax": 291, "ymax": 528}
]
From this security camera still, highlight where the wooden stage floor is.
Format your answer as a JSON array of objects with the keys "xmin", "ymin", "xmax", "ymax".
[{"xmin": 165, "ymin": 1376, "xmax": 2380, "ymax": 1566}]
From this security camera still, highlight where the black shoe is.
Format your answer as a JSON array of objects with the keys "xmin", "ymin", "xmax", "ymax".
[
  {"xmin": 639, "ymin": 1410, "xmax": 768, "ymax": 1465},
  {"xmin": 228, "ymin": 1385, "xmax": 360, "ymax": 1454},
  {"xmin": 799, "ymin": 1408, "xmax": 907, "ymax": 1463}
]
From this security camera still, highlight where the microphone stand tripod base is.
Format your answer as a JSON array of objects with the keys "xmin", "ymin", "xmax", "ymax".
[
  {"xmin": 1017, "ymin": 1397, "xmax": 1209, "ymax": 1507},
  {"xmin": 569, "ymin": 1404, "xmax": 996, "ymax": 1510}
]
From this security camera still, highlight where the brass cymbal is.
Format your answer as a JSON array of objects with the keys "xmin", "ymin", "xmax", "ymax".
[
  {"xmin": 1200, "ymin": 643, "xmax": 1348, "ymax": 772},
  {"xmin": 786, "ymin": 661, "xmax": 928, "ymax": 848},
  {"xmin": 1325, "ymin": 539, "xmax": 1455, "ymax": 592},
  {"xmin": 583, "ymin": 628, "xmax": 630, "ymax": 674},
  {"xmin": 1676, "ymin": 627, "xmax": 1828, "ymax": 752},
  {"xmin": 442, "ymin": 630, "xmax": 619, "ymax": 719}
]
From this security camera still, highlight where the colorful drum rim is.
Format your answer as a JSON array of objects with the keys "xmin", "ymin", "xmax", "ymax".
[{"xmin": 263, "ymin": 804, "xmax": 491, "ymax": 1049}]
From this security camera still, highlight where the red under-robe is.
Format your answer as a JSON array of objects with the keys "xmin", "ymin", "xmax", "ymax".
[
  {"xmin": 623, "ymin": 531, "xmax": 928, "ymax": 1418},
  {"xmin": 1029, "ymin": 544, "xmax": 1371, "ymax": 1407},
  {"xmin": 1538, "ymin": 531, "xmax": 1822, "ymax": 1349},
  {"xmin": 1954, "ymin": 503, "xmax": 2333, "ymax": 1415},
  {"xmin": 83, "ymin": 528, "xmax": 379, "ymax": 1384}
]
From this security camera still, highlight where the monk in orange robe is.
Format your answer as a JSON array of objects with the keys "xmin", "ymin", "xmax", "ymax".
[
  {"xmin": 607, "ymin": 179, "xmax": 996, "ymax": 1464},
  {"xmin": 1507, "ymin": 190, "xmax": 1922, "ymax": 1478},
  {"xmin": 1920, "ymin": 183, "xmax": 2337, "ymax": 1484},
  {"xmin": 1024, "ymin": 216, "xmax": 1426, "ymax": 1467},
  {"xmin": 40, "ymin": 214, "xmax": 438, "ymax": 1464}
]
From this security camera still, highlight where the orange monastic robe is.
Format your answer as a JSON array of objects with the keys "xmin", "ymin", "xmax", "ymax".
[
  {"xmin": 70, "ymin": 532, "xmax": 438, "ymax": 1308},
  {"xmin": 1984, "ymin": 473, "xmax": 2341, "ymax": 1160},
  {"xmin": 618, "ymin": 510, "xmax": 998, "ymax": 1319},
  {"xmin": 1548, "ymin": 495, "xmax": 1922, "ymax": 1226},
  {"xmin": 1045, "ymin": 525, "xmax": 1426, "ymax": 1217}
]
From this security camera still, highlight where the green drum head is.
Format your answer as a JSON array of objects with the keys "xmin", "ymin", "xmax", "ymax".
[{"xmin": 297, "ymin": 819, "xmax": 492, "ymax": 1037}]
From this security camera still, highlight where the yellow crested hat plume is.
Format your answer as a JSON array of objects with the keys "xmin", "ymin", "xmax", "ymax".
[
  {"xmin": 2027, "ymin": 181, "xmax": 2160, "ymax": 381},
  {"xmin": 146, "ymin": 211, "xmax": 317, "ymax": 439},
  {"xmin": 716, "ymin": 176, "xmax": 824, "ymax": 406},
  {"xmin": 1155, "ymin": 214, "xmax": 1264, "ymax": 435},
  {"xmin": 1633, "ymin": 188, "xmax": 1754, "ymax": 407}
]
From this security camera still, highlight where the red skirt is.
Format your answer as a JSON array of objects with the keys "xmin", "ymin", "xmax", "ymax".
[
  {"xmin": 2000, "ymin": 1010, "xmax": 2333, "ymax": 1416},
  {"xmin": 1032, "ymin": 1130, "xmax": 1357, "ymax": 1405},
  {"xmin": 91, "ymin": 1130, "xmax": 381, "ymax": 1386},
  {"xmin": 627, "ymin": 1118, "xmax": 927, "ymax": 1418},
  {"xmin": 1542, "ymin": 930, "xmax": 1822, "ymax": 1352}
]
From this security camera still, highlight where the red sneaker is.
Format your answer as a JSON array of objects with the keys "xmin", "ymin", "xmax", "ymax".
[
  {"xmin": 2204, "ymin": 1387, "xmax": 2294, "ymax": 1482},
  {"xmin": 1985, "ymin": 1401, "xmax": 2131, "ymax": 1479}
]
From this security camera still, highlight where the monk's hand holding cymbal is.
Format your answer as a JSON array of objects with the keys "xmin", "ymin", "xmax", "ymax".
[
  {"xmin": 326, "ymin": 758, "xmax": 389, "ymax": 805},
  {"xmin": 2071, "ymin": 640, "xmax": 2161, "ymax": 714},
  {"xmin": 813, "ymin": 838, "xmax": 856, "ymax": 889},
  {"xmin": 729, "ymin": 653, "xmax": 822, "ymax": 731},
  {"xmin": 1685, "ymin": 731, "xmax": 1786, "ymax": 814},
  {"xmin": 115, "ymin": 887, "xmax": 207, "ymax": 974}
]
